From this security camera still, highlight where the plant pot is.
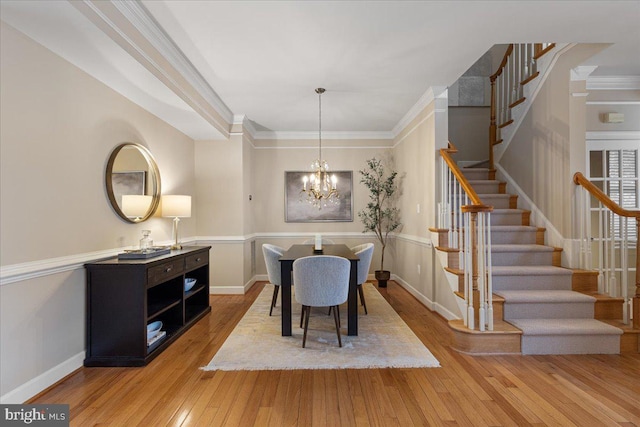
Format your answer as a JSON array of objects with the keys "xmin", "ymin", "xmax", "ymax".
[{"xmin": 375, "ymin": 270, "xmax": 390, "ymax": 288}]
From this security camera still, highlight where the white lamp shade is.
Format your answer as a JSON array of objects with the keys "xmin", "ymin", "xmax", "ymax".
[
  {"xmin": 121, "ymin": 195, "xmax": 152, "ymax": 218},
  {"xmin": 162, "ymin": 195, "xmax": 191, "ymax": 218}
]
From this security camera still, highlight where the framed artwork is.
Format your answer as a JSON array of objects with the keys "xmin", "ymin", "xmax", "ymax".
[
  {"xmin": 112, "ymin": 171, "xmax": 146, "ymax": 205},
  {"xmin": 285, "ymin": 171, "xmax": 353, "ymax": 222}
]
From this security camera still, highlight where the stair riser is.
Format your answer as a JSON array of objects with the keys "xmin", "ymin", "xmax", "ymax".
[
  {"xmin": 492, "ymin": 275, "xmax": 572, "ymax": 292},
  {"xmin": 491, "ymin": 213, "xmax": 528, "ymax": 226},
  {"xmin": 451, "ymin": 195, "xmax": 513, "ymax": 209},
  {"xmin": 471, "ymin": 183, "xmax": 503, "ymax": 194},
  {"xmin": 504, "ymin": 302, "xmax": 594, "ymax": 320},
  {"xmin": 521, "ymin": 335, "xmax": 620, "ymax": 355},
  {"xmin": 491, "ymin": 230, "xmax": 538, "ymax": 245},
  {"xmin": 491, "ymin": 251, "xmax": 554, "ymax": 266},
  {"xmin": 595, "ymin": 300, "xmax": 624, "ymax": 320},
  {"xmin": 478, "ymin": 196, "xmax": 512, "ymax": 209},
  {"xmin": 462, "ymin": 170, "xmax": 490, "ymax": 180}
]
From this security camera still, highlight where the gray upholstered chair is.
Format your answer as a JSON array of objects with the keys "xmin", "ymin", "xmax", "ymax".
[
  {"xmin": 302, "ymin": 238, "xmax": 335, "ymax": 245},
  {"xmin": 351, "ymin": 243, "xmax": 374, "ymax": 314},
  {"xmin": 293, "ymin": 255, "xmax": 350, "ymax": 348},
  {"xmin": 262, "ymin": 243, "xmax": 285, "ymax": 316}
]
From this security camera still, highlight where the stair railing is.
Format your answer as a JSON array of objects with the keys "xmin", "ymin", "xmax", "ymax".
[
  {"xmin": 489, "ymin": 43, "xmax": 555, "ymax": 170},
  {"xmin": 574, "ymin": 172, "xmax": 640, "ymax": 328},
  {"xmin": 439, "ymin": 144, "xmax": 494, "ymax": 331}
]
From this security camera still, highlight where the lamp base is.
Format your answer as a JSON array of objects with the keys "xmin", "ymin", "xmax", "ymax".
[{"xmin": 171, "ymin": 244, "xmax": 183, "ymax": 250}]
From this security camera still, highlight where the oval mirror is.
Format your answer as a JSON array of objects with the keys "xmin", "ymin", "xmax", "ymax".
[{"xmin": 105, "ymin": 143, "xmax": 161, "ymax": 223}]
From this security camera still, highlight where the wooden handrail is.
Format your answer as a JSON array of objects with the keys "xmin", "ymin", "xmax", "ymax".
[
  {"xmin": 440, "ymin": 146, "xmax": 492, "ymax": 212},
  {"xmin": 574, "ymin": 171, "xmax": 640, "ymax": 329},
  {"xmin": 573, "ymin": 172, "xmax": 640, "ymax": 219},
  {"xmin": 490, "ymin": 44, "xmax": 513, "ymax": 81},
  {"xmin": 533, "ymin": 43, "xmax": 556, "ymax": 60}
]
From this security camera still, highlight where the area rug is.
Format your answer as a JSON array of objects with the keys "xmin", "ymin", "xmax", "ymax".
[{"xmin": 202, "ymin": 283, "xmax": 440, "ymax": 370}]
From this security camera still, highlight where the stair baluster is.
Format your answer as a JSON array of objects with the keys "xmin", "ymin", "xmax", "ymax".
[
  {"xmin": 439, "ymin": 145, "xmax": 494, "ymax": 331},
  {"xmin": 574, "ymin": 172, "xmax": 640, "ymax": 327}
]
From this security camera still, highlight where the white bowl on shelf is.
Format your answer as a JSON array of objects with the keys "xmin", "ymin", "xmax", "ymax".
[
  {"xmin": 147, "ymin": 320, "xmax": 162, "ymax": 340},
  {"xmin": 184, "ymin": 278, "xmax": 197, "ymax": 292}
]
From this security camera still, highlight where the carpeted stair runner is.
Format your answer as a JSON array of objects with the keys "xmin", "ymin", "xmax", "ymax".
[{"xmin": 461, "ymin": 167, "xmax": 623, "ymax": 355}]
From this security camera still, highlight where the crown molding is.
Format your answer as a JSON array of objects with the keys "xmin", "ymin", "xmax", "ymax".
[
  {"xmin": 571, "ymin": 65, "xmax": 598, "ymax": 81},
  {"xmin": 586, "ymin": 76, "xmax": 640, "ymax": 90},
  {"xmin": 391, "ymin": 86, "xmax": 447, "ymax": 137},
  {"xmin": 75, "ymin": 0, "xmax": 232, "ymax": 138},
  {"xmin": 253, "ymin": 130, "xmax": 394, "ymax": 140},
  {"xmin": 586, "ymin": 131, "xmax": 640, "ymax": 140}
]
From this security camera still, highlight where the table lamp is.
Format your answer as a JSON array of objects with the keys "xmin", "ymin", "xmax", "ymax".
[
  {"xmin": 162, "ymin": 195, "xmax": 191, "ymax": 250},
  {"xmin": 121, "ymin": 195, "xmax": 152, "ymax": 222}
]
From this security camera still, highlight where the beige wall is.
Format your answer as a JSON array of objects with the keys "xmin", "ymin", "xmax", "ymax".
[
  {"xmin": 448, "ymin": 106, "xmax": 490, "ymax": 162},
  {"xmin": 499, "ymin": 44, "xmax": 608, "ymax": 238},
  {"xmin": 0, "ymin": 22, "xmax": 196, "ymax": 401},
  {"xmin": 586, "ymin": 90, "xmax": 640, "ymax": 132}
]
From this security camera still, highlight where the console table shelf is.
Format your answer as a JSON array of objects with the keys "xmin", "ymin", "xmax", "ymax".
[{"xmin": 84, "ymin": 246, "xmax": 211, "ymax": 367}]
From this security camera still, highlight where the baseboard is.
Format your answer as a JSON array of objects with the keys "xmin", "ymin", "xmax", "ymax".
[
  {"xmin": 0, "ymin": 352, "xmax": 84, "ymax": 404},
  {"xmin": 209, "ymin": 285, "xmax": 246, "ymax": 295},
  {"xmin": 392, "ymin": 274, "xmax": 436, "ymax": 311},
  {"xmin": 434, "ymin": 303, "xmax": 460, "ymax": 321}
]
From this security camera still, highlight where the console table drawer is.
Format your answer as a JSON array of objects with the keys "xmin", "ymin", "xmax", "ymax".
[
  {"xmin": 186, "ymin": 252, "xmax": 207, "ymax": 271},
  {"xmin": 148, "ymin": 259, "xmax": 184, "ymax": 287}
]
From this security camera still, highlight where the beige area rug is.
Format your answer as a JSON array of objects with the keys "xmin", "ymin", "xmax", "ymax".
[{"xmin": 202, "ymin": 283, "xmax": 440, "ymax": 370}]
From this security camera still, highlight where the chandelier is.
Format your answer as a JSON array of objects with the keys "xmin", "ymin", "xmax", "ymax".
[{"xmin": 301, "ymin": 88, "xmax": 339, "ymax": 208}]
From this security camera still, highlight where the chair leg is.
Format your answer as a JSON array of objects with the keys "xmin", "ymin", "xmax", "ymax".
[
  {"xmin": 300, "ymin": 305, "xmax": 306, "ymax": 328},
  {"xmin": 358, "ymin": 284, "xmax": 368, "ymax": 315},
  {"xmin": 269, "ymin": 285, "xmax": 279, "ymax": 316},
  {"xmin": 302, "ymin": 306, "xmax": 310, "ymax": 348},
  {"xmin": 332, "ymin": 305, "xmax": 342, "ymax": 347}
]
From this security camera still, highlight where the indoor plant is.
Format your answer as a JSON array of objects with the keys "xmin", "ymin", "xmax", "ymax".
[{"xmin": 358, "ymin": 157, "xmax": 401, "ymax": 287}]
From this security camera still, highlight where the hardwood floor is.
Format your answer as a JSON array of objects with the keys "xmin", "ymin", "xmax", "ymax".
[{"xmin": 31, "ymin": 281, "xmax": 640, "ymax": 426}]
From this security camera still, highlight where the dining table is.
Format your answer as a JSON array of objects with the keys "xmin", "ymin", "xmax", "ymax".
[{"xmin": 279, "ymin": 244, "xmax": 360, "ymax": 336}]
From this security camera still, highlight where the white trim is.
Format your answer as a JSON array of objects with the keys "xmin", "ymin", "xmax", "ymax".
[
  {"xmin": 253, "ymin": 130, "xmax": 394, "ymax": 140},
  {"xmin": 209, "ymin": 285, "xmax": 245, "ymax": 295},
  {"xmin": 586, "ymin": 101, "xmax": 640, "ymax": 105},
  {"xmin": 112, "ymin": 1, "xmax": 234, "ymax": 123},
  {"xmin": 392, "ymin": 274, "xmax": 435, "ymax": 310},
  {"xmin": 78, "ymin": 1, "xmax": 230, "ymax": 138},
  {"xmin": 587, "ymin": 76, "xmax": 640, "ymax": 90},
  {"xmin": 586, "ymin": 131, "xmax": 640, "ymax": 140},
  {"xmin": 0, "ymin": 352, "xmax": 84, "ymax": 404},
  {"xmin": 252, "ymin": 144, "xmax": 392, "ymax": 150},
  {"xmin": 391, "ymin": 86, "xmax": 446, "ymax": 137},
  {"xmin": 571, "ymin": 65, "xmax": 598, "ymax": 81},
  {"xmin": 392, "ymin": 110, "xmax": 436, "ymax": 148},
  {"xmin": 394, "ymin": 233, "xmax": 433, "ymax": 248}
]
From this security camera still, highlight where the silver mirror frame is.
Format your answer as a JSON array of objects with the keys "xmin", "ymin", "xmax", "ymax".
[{"xmin": 105, "ymin": 143, "xmax": 161, "ymax": 223}]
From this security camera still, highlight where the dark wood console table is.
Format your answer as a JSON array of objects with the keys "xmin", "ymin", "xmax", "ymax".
[{"xmin": 84, "ymin": 246, "xmax": 211, "ymax": 367}]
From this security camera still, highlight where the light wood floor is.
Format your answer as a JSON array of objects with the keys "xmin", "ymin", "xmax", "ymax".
[{"xmin": 31, "ymin": 281, "xmax": 640, "ymax": 426}]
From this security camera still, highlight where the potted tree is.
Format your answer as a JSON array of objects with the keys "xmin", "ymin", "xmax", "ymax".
[{"xmin": 358, "ymin": 157, "xmax": 401, "ymax": 287}]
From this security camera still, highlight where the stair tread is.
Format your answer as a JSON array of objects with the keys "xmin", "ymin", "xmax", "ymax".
[
  {"xmin": 492, "ymin": 244, "xmax": 554, "ymax": 252},
  {"xmin": 492, "ymin": 208, "xmax": 528, "ymax": 213},
  {"xmin": 495, "ymin": 290, "xmax": 596, "ymax": 303},
  {"xmin": 491, "ymin": 225, "xmax": 539, "ymax": 231},
  {"xmin": 508, "ymin": 318, "xmax": 623, "ymax": 336},
  {"xmin": 492, "ymin": 266, "xmax": 571, "ymax": 276}
]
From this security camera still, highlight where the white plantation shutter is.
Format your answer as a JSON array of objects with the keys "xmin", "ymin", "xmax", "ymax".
[{"xmin": 600, "ymin": 148, "xmax": 638, "ymax": 241}]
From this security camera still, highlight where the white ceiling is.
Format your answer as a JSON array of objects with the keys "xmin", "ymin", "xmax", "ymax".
[{"xmin": 2, "ymin": 1, "xmax": 639, "ymax": 140}]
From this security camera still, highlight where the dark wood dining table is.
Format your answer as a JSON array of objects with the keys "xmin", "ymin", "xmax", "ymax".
[{"xmin": 279, "ymin": 244, "xmax": 360, "ymax": 336}]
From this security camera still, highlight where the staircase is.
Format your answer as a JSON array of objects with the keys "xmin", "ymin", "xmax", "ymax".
[{"xmin": 443, "ymin": 167, "xmax": 638, "ymax": 355}]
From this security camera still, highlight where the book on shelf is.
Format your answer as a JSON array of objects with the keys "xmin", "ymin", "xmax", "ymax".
[{"xmin": 147, "ymin": 330, "xmax": 166, "ymax": 347}]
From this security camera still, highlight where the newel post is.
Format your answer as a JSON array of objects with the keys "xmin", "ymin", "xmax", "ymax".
[{"xmin": 634, "ymin": 218, "xmax": 640, "ymax": 329}]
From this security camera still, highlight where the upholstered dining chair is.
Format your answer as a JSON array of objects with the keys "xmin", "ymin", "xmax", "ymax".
[
  {"xmin": 302, "ymin": 238, "xmax": 335, "ymax": 245},
  {"xmin": 293, "ymin": 255, "xmax": 350, "ymax": 348},
  {"xmin": 351, "ymin": 243, "xmax": 374, "ymax": 315},
  {"xmin": 262, "ymin": 243, "xmax": 285, "ymax": 316}
]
